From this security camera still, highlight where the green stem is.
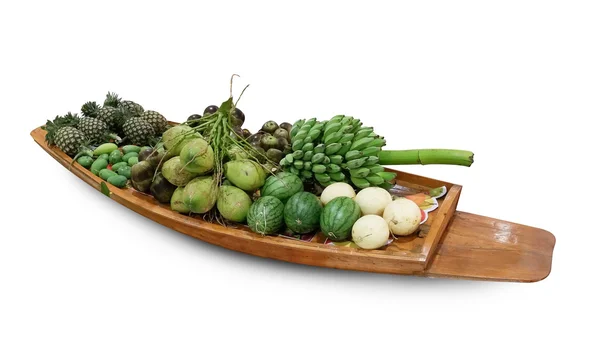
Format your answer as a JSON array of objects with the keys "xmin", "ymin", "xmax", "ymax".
[{"xmin": 378, "ymin": 149, "xmax": 474, "ymax": 167}]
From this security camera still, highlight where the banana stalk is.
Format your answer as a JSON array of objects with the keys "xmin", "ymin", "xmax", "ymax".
[{"xmin": 378, "ymin": 149, "xmax": 474, "ymax": 167}]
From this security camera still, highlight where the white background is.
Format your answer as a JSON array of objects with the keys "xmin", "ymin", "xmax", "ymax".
[{"xmin": 1, "ymin": 1, "xmax": 599, "ymax": 336}]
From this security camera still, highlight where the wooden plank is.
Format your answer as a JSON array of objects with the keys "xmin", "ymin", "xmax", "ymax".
[
  {"xmin": 421, "ymin": 211, "xmax": 556, "ymax": 282},
  {"xmin": 421, "ymin": 185, "xmax": 462, "ymax": 267}
]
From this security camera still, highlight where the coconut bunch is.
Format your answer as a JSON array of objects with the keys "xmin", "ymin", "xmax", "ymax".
[{"xmin": 136, "ymin": 76, "xmax": 278, "ymax": 222}]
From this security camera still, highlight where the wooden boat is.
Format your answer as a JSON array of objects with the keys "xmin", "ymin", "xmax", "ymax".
[{"xmin": 31, "ymin": 126, "xmax": 555, "ymax": 282}]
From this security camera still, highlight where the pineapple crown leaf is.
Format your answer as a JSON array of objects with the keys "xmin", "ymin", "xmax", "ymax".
[
  {"xmin": 120, "ymin": 105, "xmax": 137, "ymax": 121},
  {"xmin": 103, "ymin": 91, "xmax": 121, "ymax": 108},
  {"xmin": 81, "ymin": 101, "xmax": 100, "ymax": 117}
]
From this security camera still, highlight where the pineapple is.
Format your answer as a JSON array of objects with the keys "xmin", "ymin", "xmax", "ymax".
[
  {"xmin": 78, "ymin": 117, "xmax": 110, "ymax": 144},
  {"xmin": 96, "ymin": 106, "xmax": 124, "ymax": 130},
  {"xmin": 140, "ymin": 110, "xmax": 168, "ymax": 134},
  {"xmin": 122, "ymin": 117, "xmax": 155, "ymax": 145},
  {"xmin": 121, "ymin": 100, "xmax": 144, "ymax": 115},
  {"xmin": 42, "ymin": 112, "xmax": 86, "ymax": 157},
  {"xmin": 54, "ymin": 127, "xmax": 86, "ymax": 156},
  {"xmin": 81, "ymin": 100, "xmax": 123, "ymax": 131}
]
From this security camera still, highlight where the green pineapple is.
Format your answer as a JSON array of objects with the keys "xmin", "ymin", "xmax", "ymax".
[
  {"xmin": 140, "ymin": 110, "xmax": 167, "ymax": 134},
  {"xmin": 122, "ymin": 117, "xmax": 155, "ymax": 145},
  {"xmin": 54, "ymin": 127, "xmax": 86, "ymax": 156},
  {"xmin": 95, "ymin": 106, "xmax": 123, "ymax": 130},
  {"xmin": 78, "ymin": 117, "xmax": 120, "ymax": 144},
  {"xmin": 121, "ymin": 100, "xmax": 144, "ymax": 115},
  {"xmin": 80, "ymin": 100, "xmax": 123, "ymax": 131},
  {"xmin": 42, "ymin": 113, "xmax": 86, "ymax": 157}
]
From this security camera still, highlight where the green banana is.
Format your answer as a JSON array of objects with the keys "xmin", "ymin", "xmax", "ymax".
[
  {"xmin": 339, "ymin": 133, "xmax": 354, "ymax": 143},
  {"xmin": 353, "ymin": 128, "xmax": 373, "ymax": 141},
  {"xmin": 312, "ymin": 164, "xmax": 327, "ymax": 174},
  {"xmin": 345, "ymin": 150, "xmax": 362, "ymax": 161},
  {"xmin": 303, "ymin": 151, "xmax": 313, "ymax": 161},
  {"xmin": 301, "ymin": 170, "xmax": 313, "ymax": 179},
  {"xmin": 292, "ymin": 150, "xmax": 304, "ymax": 159},
  {"xmin": 303, "ymin": 161, "xmax": 312, "ymax": 171},
  {"xmin": 293, "ymin": 160, "xmax": 304, "ymax": 170},
  {"xmin": 350, "ymin": 137, "xmax": 374, "ymax": 151},
  {"xmin": 346, "ymin": 157, "xmax": 367, "ymax": 169},
  {"xmin": 311, "ymin": 153, "xmax": 326, "ymax": 164},
  {"xmin": 364, "ymin": 156, "xmax": 379, "ymax": 166},
  {"xmin": 325, "ymin": 143, "xmax": 342, "ymax": 155},
  {"xmin": 308, "ymin": 129, "xmax": 321, "ymax": 140},
  {"xmin": 314, "ymin": 173, "xmax": 331, "ymax": 183},
  {"xmin": 340, "ymin": 116, "xmax": 353, "ymax": 125},
  {"xmin": 365, "ymin": 174, "xmax": 385, "ymax": 186},
  {"xmin": 366, "ymin": 137, "xmax": 386, "ymax": 148},
  {"xmin": 302, "ymin": 143, "xmax": 314, "ymax": 152},
  {"xmin": 294, "ymin": 130, "xmax": 307, "ymax": 141},
  {"xmin": 327, "ymin": 164, "xmax": 341, "ymax": 173},
  {"xmin": 335, "ymin": 141, "xmax": 352, "ymax": 156},
  {"xmin": 323, "ymin": 122, "xmax": 341, "ymax": 138},
  {"xmin": 324, "ymin": 131, "xmax": 343, "ymax": 145},
  {"xmin": 366, "ymin": 164, "xmax": 384, "ymax": 173},
  {"xmin": 361, "ymin": 146, "xmax": 380, "ymax": 157},
  {"xmin": 292, "ymin": 139, "xmax": 304, "ymax": 151},
  {"xmin": 349, "ymin": 120, "xmax": 363, "ymax": 133},
  {"xmin": 329, "ymin": 171, "xmax": 346, "ymax": 181},
  {"xmin": 351, "ymin": 176, "xmax": 370, "ymax": 189},
  {"xmin": 329, "ymin": 155, "xmax": 343, "ymax": 165},
  {"xmin": 314, "ymin": 144, "xmax": 326, "ymax": 154},
  {"xmin": 350, "ymin": 167, "xmax": 370, "ymax": 178},
  {"xmin": 377, "ymin": 171, "xmax": 397, "ymax": 182},
  {"xmin": 290, "ymin": 123, "xmax": 302, "ymax": 139}
]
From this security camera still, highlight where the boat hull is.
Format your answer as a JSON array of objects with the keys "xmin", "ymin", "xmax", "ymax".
[{"xmin": 31, "ymin": 127, "xmax": 555, "ymax": 282}]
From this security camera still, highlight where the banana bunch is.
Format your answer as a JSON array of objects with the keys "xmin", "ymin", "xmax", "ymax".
[{"xmin": 279, "ymin": 115, "xmax": 396, "ymax": 189}]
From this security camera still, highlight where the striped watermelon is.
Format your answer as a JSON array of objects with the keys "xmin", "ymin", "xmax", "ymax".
[
  {"xmin": 247, "ymin": 196, "xmax": 285, "ymax": 235},
  {"xmin": 283, "ymin": 192, "xmax": 323, "ymax": 234},
  {"xmin": 261, "ymin": 172, "xmax": 303, "ymax": 203},
  {"xmin": 320, "ymin": 196, "xmax": 361, "ymax": 241}
]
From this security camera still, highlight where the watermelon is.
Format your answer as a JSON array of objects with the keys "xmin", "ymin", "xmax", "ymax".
[
  {"xmin": 283, "ymin": 192, "xmax": 323, "ymax": 234},
  {"xmin": 247, "ymin": 196, "xmax": 285, "ymax": 235},
  {"xmin": 320, "ymin": 196, "xmax": 361, "ymax": 241},
  {"xmin": 260, "ymin": 172, "xmax": 303, "ymax": 203}
]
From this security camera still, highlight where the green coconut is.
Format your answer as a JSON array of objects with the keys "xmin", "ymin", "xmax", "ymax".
[
  {"xmin": 162, "ymin": 125, "xmax": 202, "ymax": 156},
  {"xmin": 183, "ymin": 176, "xmax": 218, "ymax": 214},
  {"xmin": 170, "ymin": 187, "xmax": 190, "ymax": 213},
  {"xmin": 217, "ymin": 185, "xmax": 253, "ymax": 222},
  {"xmin": 226, "ymin": 144, "xmax": 249, "ymax": 161},
  {"xmin": 180, "ymin": 138, "xmax": 215, "ymax": 174},
  {"xmin": 161, "ymin": 156, "xmax": 198, "ymax": 186},
  {"xmin": 224, "ymin": 159, "xmax": 266, "ymax": 192}
]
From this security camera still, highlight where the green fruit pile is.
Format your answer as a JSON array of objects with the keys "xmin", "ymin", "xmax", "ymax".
[
  {"xmin": 279, "ymin": 115, "xmax": 396, "ymax": 189},
  {"xmin": 77, "ymin": 143, "xmax": 146, "ymax": 188}
]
